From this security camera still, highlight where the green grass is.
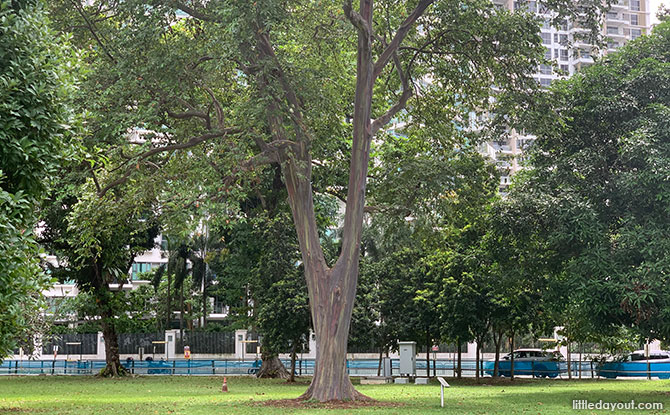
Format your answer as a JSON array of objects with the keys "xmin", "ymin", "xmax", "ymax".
[{"xmin": 1, "ymin": 376, "xmax": 669, "ymax": 414}]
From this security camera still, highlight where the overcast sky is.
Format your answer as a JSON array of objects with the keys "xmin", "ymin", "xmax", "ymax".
[{"xmin": 650, "ymin": 0, "xmax": 663, "ymax": 25}]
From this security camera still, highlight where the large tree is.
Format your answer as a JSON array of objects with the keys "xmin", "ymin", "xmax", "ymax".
[{"xmin": 50, "ymin": 0, "xmax": 606, "ymax": 400}]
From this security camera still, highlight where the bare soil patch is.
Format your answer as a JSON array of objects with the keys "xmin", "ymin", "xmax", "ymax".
[{"xmin": 259, "ymin": 398, "xmax": 402, "ymax": 409}]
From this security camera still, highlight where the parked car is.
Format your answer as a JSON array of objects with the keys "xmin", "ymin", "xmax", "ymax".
[
  {"xmin": 597, "ymin": 350, "xmax": 670, "ymax": 379},
  {"xmin": 484, "ymin": 348, "xmax": 565, "ymax": 378}
]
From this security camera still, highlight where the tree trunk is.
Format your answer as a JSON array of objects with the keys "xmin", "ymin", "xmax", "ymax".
[
  {"xmin": 567, "ymin": 341, "xmax": 572, "ymax": 380},
  {"xmin": 475, "ymin": 341, "xmax": 480, "ymax": 383},
  {"xmin": 281, "ymin": 113, "xmax": 370, "ymax": 400},
  {"xmin": 377, "ymin": 346, "xmax": 383, "ymax": 376},
  {"xmin": 202, "ymin": 291, "xmax": 207, "ymax": 329},
  {"xmin": 426, "ymin": 329, "xmax": 431, "ymax": 378},
  {"xmin": 289, "ymin": 343, "xmax": 298, "ymax": 383},
  {"xmin": 480, "ymin": 342, "xmax": 485, "ymax": 378},
  {"xmin": 493, "ymin": 330, "xmax": 503, "ymax": 378},
  {"xmin": 99, "ymin": 309, "xmax": 125, "ymax": 377},
  {"xmin": 297, "ymin": 262, "xmax": 370, "ymax": 401},
  {"xmin": 457, "ymin": 341, "xmax": 462, "ymax": 379},
  {"xmin": 166, "ymin": 273, "xmax": 171, "ymax": 330},
  {"xmin": 257, "ymin": 351, "xmax": 290, "ymax": 379},
  {"xmin": 510, "ymin": 333, "xmax": 515, "ymax": 381},
  {"xmin": 179, "ymin": 284, "xmax": 184, "ymax": 338}
]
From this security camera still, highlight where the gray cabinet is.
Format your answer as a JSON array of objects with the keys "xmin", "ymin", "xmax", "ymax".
[{"xmin": 398, "ymin": 341, "xmax": 416, "ymax": 375}]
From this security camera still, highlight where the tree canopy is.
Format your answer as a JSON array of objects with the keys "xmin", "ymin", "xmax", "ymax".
[{"xmin": 511, "ymin": 21, "xmax": 670, "ymax": 345}]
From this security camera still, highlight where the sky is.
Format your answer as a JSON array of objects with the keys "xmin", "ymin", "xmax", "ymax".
[{"xmin": 649, "ymin": 0, "xmax": 663, "ymax": 25}]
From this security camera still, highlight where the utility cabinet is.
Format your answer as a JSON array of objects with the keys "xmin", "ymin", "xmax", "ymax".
[
  {"xmin": 382, "ymin": 357, "xmax": 392, "ymax": 377},
  {"xmin": 398, "ymin": 341, "xmax": 416, "ymax": 376}
]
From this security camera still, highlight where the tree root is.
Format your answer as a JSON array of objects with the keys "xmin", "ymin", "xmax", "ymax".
[
  {"xmin": 97, "ymin": 363, "xmax": 128, "ymax": 377},
  {"xmin": 298, "ymin": 379, "xmax": 374, "ymax": 402},
  {"xmin": 256, "ymin": 356, "xmax": 290, "ymax": 379}
]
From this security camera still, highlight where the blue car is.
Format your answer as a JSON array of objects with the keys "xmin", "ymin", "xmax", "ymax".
[
  {"xmin": 598, "ymin": 350, "xmax": 670, "ymax": 379},
  {"xmin": 484, "ymin": 349, "xmax": 565, "ymax": 378}
]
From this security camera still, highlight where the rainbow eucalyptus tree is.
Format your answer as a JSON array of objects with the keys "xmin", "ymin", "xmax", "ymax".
[{"xmin": 50, "ymin": 0, "xmax": 607, "ymax": 400}]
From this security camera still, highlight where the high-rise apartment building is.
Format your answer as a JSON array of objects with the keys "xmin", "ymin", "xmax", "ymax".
[{"xmin": 481, "ymin": 0, "xmax": 652, "ymax": 191}]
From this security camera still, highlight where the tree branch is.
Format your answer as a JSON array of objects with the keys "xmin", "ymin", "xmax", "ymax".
[
  {"xmin": 70, "ymin": 0, "xmax": 117, "ymax": 64},
  {"xmin": 371, "ymin": 52, "xmax": 411, "ymax": 136},
  {"xmin": 373, "ymin": 0, "xmax": 434, "ymax": 80},
  {"xmin": 343, "ymin": 0, "xmax": 372, "ymax": 39},
  {"xmin": 199, "ymin": 85, "xmax": 225, "ymax": 128},
  {"xmin": 255, "ymin": 30, "xmax": 313, "ymax": 143},
  {"xmin": 97, "ymin": 129, "xmax": 238, "ymax": 197},
  {"xmin": 171, "ymin": 1, "xmax": 222, "ymax": 23}
]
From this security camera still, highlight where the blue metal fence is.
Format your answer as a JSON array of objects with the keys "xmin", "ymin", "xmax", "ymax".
[{"xmin": 2, "ymin": 358, "xmax": 669, "ymax": 378}]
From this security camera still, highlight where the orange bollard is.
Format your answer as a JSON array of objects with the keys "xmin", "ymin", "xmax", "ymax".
[{"xmin": 222, "ymin": 377, "xmax": 228, "ymax": 392}]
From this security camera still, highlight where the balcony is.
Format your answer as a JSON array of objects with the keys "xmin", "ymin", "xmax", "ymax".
[
  {"xmin": 605, "ymin": 15, "xmax": 628, "ymax": 25},
  {"xmin": 610, "ymin": 1, "xmax": 628, "ymax": 10},
  {"xmin": 572, "ymin": 55, "xmax": 594, "ymax": 65}
]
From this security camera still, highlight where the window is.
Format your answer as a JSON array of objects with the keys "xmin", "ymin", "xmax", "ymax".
[
  {"xmin": 539, "ymin": 78, "xmax": 552, "ymax": 87},
  {"xmin": 131, "ymin": 263, "xmax": 153, "ymax": 280},
  {"xmin": 544, "ymin": 48, "xmax": 552, "ymax": 60},
  {"xmin": 630, "ymin": 14, "xmax": 638, "ymax": 25},
  {"xmin": 607, "ymin": 11, "xmax": 618, "ymax": 19},
  {"xmin": 554, "ymin": 49, "xmax": 559, "ymax": 59},
  {"xmin": 607, "ymin": 26, "xmax": 619, "ymax": 35},
  {"xmin": 608, "ymin": 41, "xmax": 620, "ymax": 49},
  {"xmin": 559, "ymin": 64, "xmax": 569, "ymax": 73},
  {"xmin": 541, "ymin": 32, "xmax": 551, "ymax": 45},
  {"xmin": 560, "ymin": 49, "xmax": 569, "ymax": 61},
  {"xmin": 539, "ymin": 64, "xmax": 552, "ymax": 75},
  {"xmin": 554, "ymin": 33, "xmax": 558, "ymax": 43},
  {"xmin": 560, "ymin": 34, "xmax": 568, "ymax": 45},
  {"xmin": 559, "ymin": 20, "xmax": 568, "ymax": 31},
  {"xmin": 630, "ymin": 0, "xmax": 640, "ymax": 11},
  {"xmin": 631, "ymin": 28, "xmax": 642, "ymax": 39}
]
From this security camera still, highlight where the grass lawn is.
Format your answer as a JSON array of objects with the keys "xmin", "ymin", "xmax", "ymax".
[{"xmin": 1, "ymin": 376, "xmax": 669, "ymax": 414}]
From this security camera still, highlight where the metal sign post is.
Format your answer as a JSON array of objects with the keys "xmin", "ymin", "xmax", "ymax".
[{"xmin": 437, "ymin": 377, "xmax": 450, "ymax": 407}]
